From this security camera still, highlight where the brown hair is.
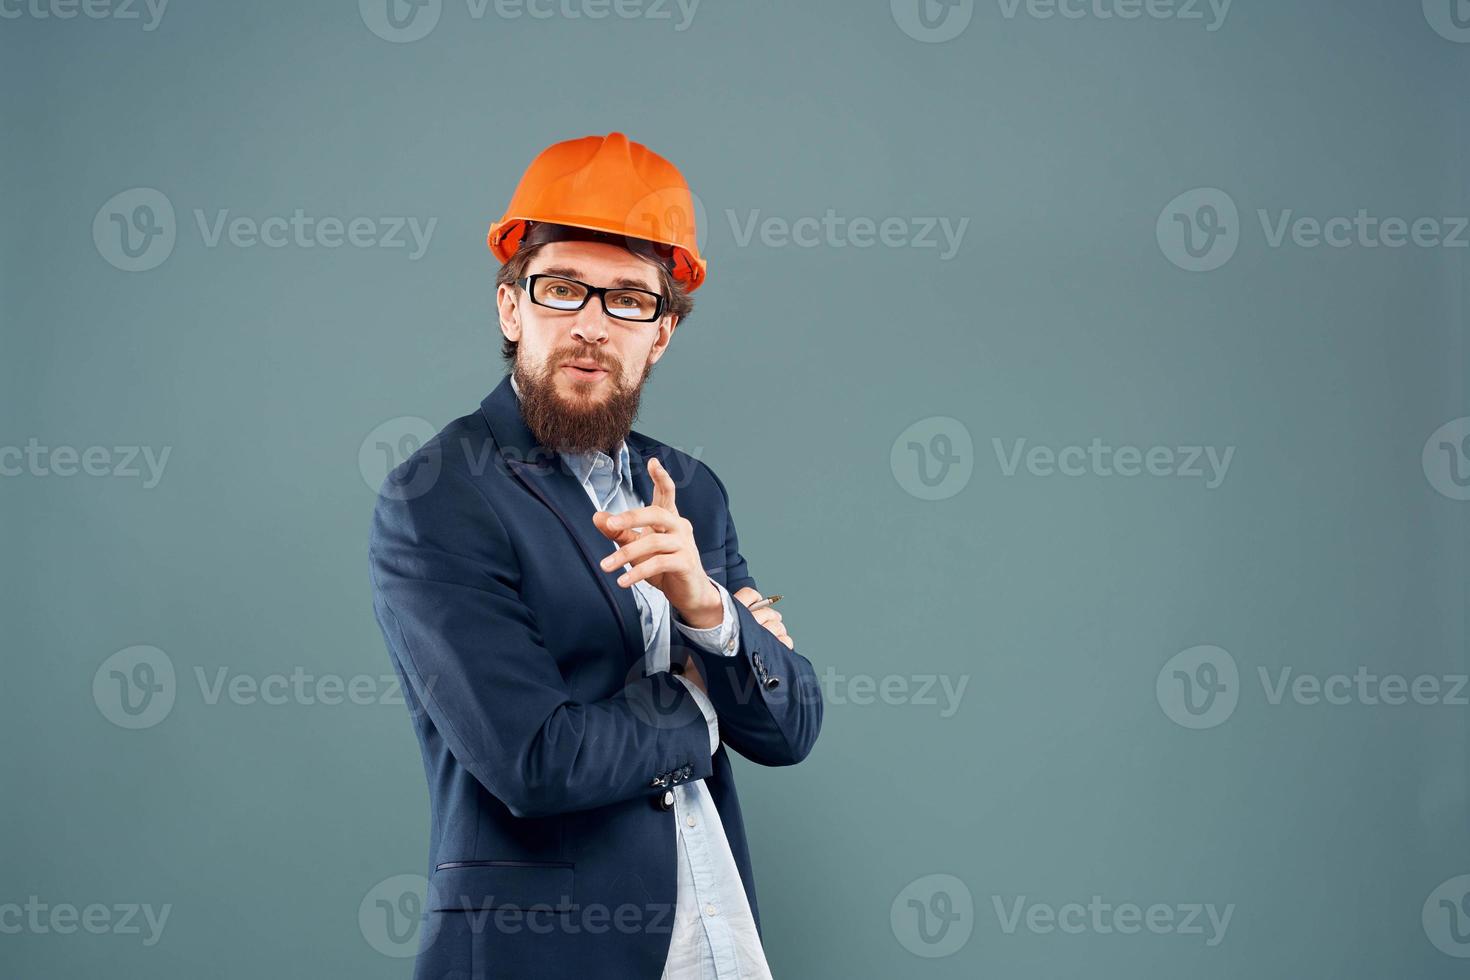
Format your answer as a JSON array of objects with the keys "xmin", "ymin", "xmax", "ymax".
[{"xmin": 495, "ymin": 221, "xmax": 696, "ymax": 365}]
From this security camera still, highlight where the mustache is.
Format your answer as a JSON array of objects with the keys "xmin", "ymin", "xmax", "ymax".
[{"xmin": 555, "ymin": 348, "xmax": 613, "ymax": 370}]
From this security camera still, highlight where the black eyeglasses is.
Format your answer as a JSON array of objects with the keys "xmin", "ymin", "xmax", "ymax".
[{"xmin": 515, "ymin": 274, "xmax": 666, "ymax": 323}]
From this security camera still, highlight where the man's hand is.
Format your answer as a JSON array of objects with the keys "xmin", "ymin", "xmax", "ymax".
[
  {"xmin": 734, "ymin": 587, "xmax": 794, "ymax": 650},
  {"xmin": 593, "ymin": 456, "xmax": 723, "ymax": 628}
]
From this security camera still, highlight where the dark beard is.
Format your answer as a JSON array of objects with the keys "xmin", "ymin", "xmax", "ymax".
[{"xmin": 513, "ymin": 352, "xmax": 651, "ymax": 456}]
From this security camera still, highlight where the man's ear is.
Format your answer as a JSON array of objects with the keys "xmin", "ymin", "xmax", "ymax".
[
  {"xmin": 496, "ymin": 282, "xmax": 522, "ymax": 341},
  {"xmin": 647, "ymin": 314, "xmax": 678, "ymax": 366}
]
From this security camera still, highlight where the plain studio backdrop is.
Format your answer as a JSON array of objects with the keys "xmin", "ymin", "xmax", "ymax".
[{"xmin": 2, "ymin": 1, "xmax": 1466, "ymax": 978}]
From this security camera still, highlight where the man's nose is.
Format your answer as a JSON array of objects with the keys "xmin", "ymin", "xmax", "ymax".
[{"xmin": 569, "ymin": 303, "xmax": 610, "ymax": 346}]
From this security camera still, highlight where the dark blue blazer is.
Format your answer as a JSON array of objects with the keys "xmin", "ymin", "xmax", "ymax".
[{"xmin": 368, "ymin": 373, "xmax": 823, "ymax": 979}]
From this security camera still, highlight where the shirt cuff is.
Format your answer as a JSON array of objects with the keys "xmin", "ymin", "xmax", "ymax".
[
  {"xmin": 672, "ymin": 578, "xmax": 741, "ymax": 656},
  {"xmin": 673, "ymin": 673, "xmax": 720, "ymax": 755}
]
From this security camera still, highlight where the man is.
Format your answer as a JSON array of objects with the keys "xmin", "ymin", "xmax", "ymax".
[{"xmin": 368, "ymin": 132, "xmax": 823, "ymax": 980}]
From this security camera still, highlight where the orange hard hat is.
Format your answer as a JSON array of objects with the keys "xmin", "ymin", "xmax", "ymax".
[{"xmin": 487, "ymin": 132, "xmax": 707, "ymax": 292}]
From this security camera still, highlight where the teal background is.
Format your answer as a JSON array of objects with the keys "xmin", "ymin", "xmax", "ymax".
[{"xmin": 2, "ymin": 1, "xmax": 1466, "ymax": 977}]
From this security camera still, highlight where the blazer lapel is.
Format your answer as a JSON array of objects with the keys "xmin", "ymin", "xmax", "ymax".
[{"xmin": 479, "ymin": 374, "xmax": 646, "ymax": 670}]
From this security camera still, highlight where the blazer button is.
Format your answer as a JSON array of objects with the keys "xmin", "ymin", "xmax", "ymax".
[
  {"xmin": 763, "ymin": 676, "xmax": 781, "ymax": 690},
  {"xmin": 656, "ymin": 788, "xmax": 675, "ymax": 810}
]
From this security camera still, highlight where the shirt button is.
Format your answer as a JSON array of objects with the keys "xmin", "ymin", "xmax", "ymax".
[
  {"xmin": 686, "ymin": 815, "xmax": 696, "ymax": 827},
  {"xmin": 705, "ymin": 904, "xmax": 717, "ymax": 917}
]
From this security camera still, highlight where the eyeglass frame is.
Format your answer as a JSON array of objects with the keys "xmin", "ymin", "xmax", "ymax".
[{"xmin": 514, "ymin": 273, "xmax": 667, "ymax": 323}]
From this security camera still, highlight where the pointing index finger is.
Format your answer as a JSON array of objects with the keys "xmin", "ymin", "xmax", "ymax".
[{"xmin": 648, "ymin": 456, "xmax": 677, "ymax": 513}]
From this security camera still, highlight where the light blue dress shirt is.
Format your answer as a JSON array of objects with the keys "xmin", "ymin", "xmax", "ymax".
[{"xmin": 510, "ymin": 375, "xmax": 774, "ymax": 979}]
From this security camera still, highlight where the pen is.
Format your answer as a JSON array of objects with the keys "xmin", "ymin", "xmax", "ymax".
[{"xmin": 746, "ymin": 594, "xmax": 782, "ymax": 612}]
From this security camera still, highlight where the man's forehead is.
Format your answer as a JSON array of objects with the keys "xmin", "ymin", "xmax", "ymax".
[{"xmin": 528, "ymin": 241, "xmax": 661, "ymax": 290}]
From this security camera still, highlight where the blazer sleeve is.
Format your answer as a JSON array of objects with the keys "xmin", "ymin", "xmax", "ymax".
[
  {"xmin": 681, "ymin": 464, "xmax": 824, "ymax": 768},
  {"xmin": 368, "ymin": 462, "xmax": 714, "ymax": 819}
]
